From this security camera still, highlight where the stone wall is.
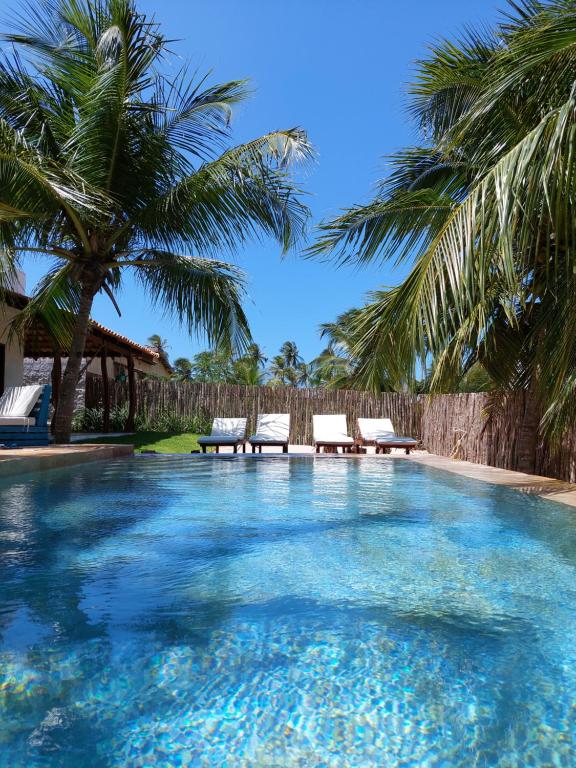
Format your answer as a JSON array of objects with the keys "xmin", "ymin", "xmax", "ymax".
[{"xmin": 23, "ymin": 358, "xmax": 87, "ymax": 414}]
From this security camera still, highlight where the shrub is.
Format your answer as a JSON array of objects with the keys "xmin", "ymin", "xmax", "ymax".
[
  {"xmin": 141, "ymin": 409, "xmax": 211, "ymax": 434},
  {"xmin": 72, "ymin": 405, "xmax": 210, "ymax": 434},
  {"xmin": 72, "ymin": 407, "xmax": 103, "ymax": 433}
]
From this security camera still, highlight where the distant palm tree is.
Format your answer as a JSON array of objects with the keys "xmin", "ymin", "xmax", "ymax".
[
  {"xmin": 313, "ymin": 313, "xmax": 358, "ymax": 388},
  {"xmin": 268, "ymin": 354, "xmax": 291, "ymax": 387},
  {"xmin": 296, "ymin": 361, "xmax": 314, "ymax": 387},
  {"xmin": 0, "ymin": 0, "xmax": 312, "ymax": 441},
  {"xmin": 245, "ymin": 343, "xmax": 267, "ymax": 368},
  {"xmin": 279, "ymin": 341, "xmax": 302, "ymax": 369},
  {"xmin": 147, "ymin": 334, "xmax": 170, "ymax": 367},
  {"xmin": 147, "ymin": 335, "xmax": 169, "ymax": 355},
  {"xmin": 172, "ymin": 357, "xmax": 193, "ymax": 381},
  {"xmin": 232, "ymin": 359, "xmax": 264, "ymax": 386},
  {"xmin": 311, "ymin": 342, "xmax": 353, "ymax": 388},
  {"xmin": 190, "ymin": 350, "xmax": 233, "ymax": 383}
]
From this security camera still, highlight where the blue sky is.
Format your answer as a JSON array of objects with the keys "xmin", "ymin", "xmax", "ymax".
[{"xmin": 24, "ymin": 0, "xmax": 502, "ymax": 364}]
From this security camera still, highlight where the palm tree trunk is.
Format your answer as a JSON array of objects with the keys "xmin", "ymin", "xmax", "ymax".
[{"xmin": 53, "ymin": 276, "xmax": 98, "ymax": 443}]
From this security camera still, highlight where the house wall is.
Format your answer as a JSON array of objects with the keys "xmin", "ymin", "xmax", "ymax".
[{"xmin": 0, "ymin": 305, "xmax": 24, "ymax": 388}]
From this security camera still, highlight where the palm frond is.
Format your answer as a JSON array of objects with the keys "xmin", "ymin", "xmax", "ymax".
[
  {"xmin": 124, "ymin": 249, "xmax": 251, "ymax": 352},
  {"xmin": 129, "ymin": 129, "xmax": 313, "ymax": 256},
  {"xmin": 9, "ymin": 259, "xmax": 80, "ymax": 348},
  {"xmin": 308, "ymin": 189, "xmax": 454, "ymax": 266}
]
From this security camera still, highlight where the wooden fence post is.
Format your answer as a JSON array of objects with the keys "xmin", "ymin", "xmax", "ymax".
[
  {"xmin": 101, "ymin": 352, "xmax": 110, "ymax": 433},
  {"xmin": 50, "ymin": 352, "xmax": 62, "ymax": 435},
  {"xmin": 126, "ymin": 355, "xmax": 136, "ymax": 432}
]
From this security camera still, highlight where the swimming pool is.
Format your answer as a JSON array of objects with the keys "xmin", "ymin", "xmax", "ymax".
[{"xmin": 0, "ymin": 456, "xmax": 575, "ymax": 766}]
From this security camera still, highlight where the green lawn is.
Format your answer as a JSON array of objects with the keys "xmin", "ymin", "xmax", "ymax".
[{"xmin": 78, "ymin": 431, "xmax": 201, "ymax": 454}]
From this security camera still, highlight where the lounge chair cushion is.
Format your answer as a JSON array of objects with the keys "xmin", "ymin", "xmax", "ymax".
[
  {"xmin": 0, "ymin": 416, "xmax": 37, "ymax": 426},
  {"xmin": 198, "ymin": 435, "xmax": 244, "ymax": 445},
  {"xmin": 249, "ymin": 435, "xmax": 289, "ymax": 443},
  {"xmin": 0, "ymin": 385, "xmax": 43, "ymax": 417},
  {"xmin": 376, "ymin": 436, "xmax": 418, "ymax": 445},
  {"xmin": 313, "ymin": 415, "xmax": 354, "ymax": 443},
  {"xmin": 316, "ymin": 436, "xmax": 355, "ymax": 444},
  {"xmin": 249, "ymin": 414, "xmax": 290, "ymax": 443},
  {"xmin": 358, "ymin": 418, "xmax": 395, "ymax": 441},
  {"xmin": 208, "ymin": 417, "xmax": 247, "ymax": 439}
]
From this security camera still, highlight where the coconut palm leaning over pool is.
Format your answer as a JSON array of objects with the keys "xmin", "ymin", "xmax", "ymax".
[
  {"xmin": 0, "ymin": 0, "xmax": 312, "ymax": 443},
  {"xmin": 311, "ymin": 0, "xmax": 576, "ymax": 446}
]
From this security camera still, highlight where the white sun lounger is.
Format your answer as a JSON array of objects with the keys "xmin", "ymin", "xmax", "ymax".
[
  {"xmin": 357, "ymin": 417, "xmax": 419, "ymax": 454},
  {"xmin": 249, "ymin": 414, "xmax": 290, "ymax": 453},
  {"xmin": 0, "ymin": 385, "xmax": 51, "ymax": 447},
  {"xmin": 197, "ymin": 417, "xmax": 247, "ymax": 454},
  {"xmin": 313, "ymin": 414, "xmax": 354, "ymax": 454}
]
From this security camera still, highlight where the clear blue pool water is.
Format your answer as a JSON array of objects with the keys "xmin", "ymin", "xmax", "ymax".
[{"xmin": 0, "ymin": 456, "xmax": 575, "ymax": 767}]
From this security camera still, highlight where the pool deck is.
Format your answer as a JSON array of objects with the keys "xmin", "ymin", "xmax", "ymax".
[
  {"xmin": 0, "ymin": 444, "xmax": 133, "ymax": 480},
  {"xmin": 407, "ymin": 453, "xmax": 576, "ymax": 509}
]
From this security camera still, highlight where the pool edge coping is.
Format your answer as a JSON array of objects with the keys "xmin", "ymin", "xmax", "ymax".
[
  {"xmin": 0, "ymin": 444, "xmax": 134, "ymax": 480},
  {"xmin": 406, "ymin": 454, "xmax": 576, "ymax": 509}
]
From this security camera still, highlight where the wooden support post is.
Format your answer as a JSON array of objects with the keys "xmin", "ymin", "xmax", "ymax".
[
  {"xmin": 126, "ymin": 354, "xmax": 136, "ymax": 432},
  {"xmin": 101, "ymin": 351, "xmax": 110, "ymax": 433},
  {"xmin": 50, "ymin": 353, "xmax": 62, "ymax": 435}
]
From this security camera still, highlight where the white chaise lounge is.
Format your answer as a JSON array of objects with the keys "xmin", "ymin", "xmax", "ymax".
[
  {"xmin": 248, "ymin": 414, "xmax": 290, "ymax": 454},
  {"xmin": 0, "ymin": 384, "xmax": 51, "ymax": 447},
  {"xmin": 357, "ymin": 417, "xmax": 419, "ymax": 454},
  {"xmin": 197, "ymin": 417, "xmax": 247, "ymax": 454},
  {"xmin": 313, "ymin": 415, "xmax": 354, "ymax": 454}
]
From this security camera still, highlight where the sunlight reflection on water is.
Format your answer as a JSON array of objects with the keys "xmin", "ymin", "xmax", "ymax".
[{"xmin": 0, "ymin": 456, "xmax": 575, "ymax": 766}]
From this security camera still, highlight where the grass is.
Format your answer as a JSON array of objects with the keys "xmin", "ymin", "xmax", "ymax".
[{"xmin": 78, "ymin": 431, "xmax": 201, "ymax": 454}]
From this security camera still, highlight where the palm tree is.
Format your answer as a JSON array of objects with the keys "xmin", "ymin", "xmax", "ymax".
[
  {"xmin": 229, "ymin": 342, "xmax": 266, "ymax": 385},
  {"xmin": 0, "ymin": 0, "xmax": 312, "ymax": 442},
  {"xmin": 310, "ymin": 0, "xmax": 576, "ymax": 441},
  {"xmin": 245, "ymin": 343, "xmax": 267, "ymax": 368},
  {"xmin": 311, "ymin": 310, "xmax": 397, "ymax": 389},
  {"xmin": 190, "ymin": 350, "xmax": 232, "ymax": 383},
  {"xmin": 147, "ymin": 333, "xmax": 171, "ymax": 370},
  {"xmin": 312, "ymin": 312, "xmax": 359, "ymax": 388},
  {"xmin": 172, "ymin": 357, "xmax": 193, "ymax": 381},
  {"xmin": 279, "ymin": 341, "xmax": 302, "ymax": 369},
  {"xmin": 267, "ymin": 343, "xmax": 306, "ymax": 386},
  {"xmin": 311, "ymin": 342, "xmax": 352, "ymax": 388},
  {"xmin": 268, "ymin": 354, "xmax": 290, "ymax": 387},
  {"xmin": 295, "ymin": 361, "xmax": 314, "ymax": 387},
  {"xmin": 147, "ymin": 334, "xmax": 168, "ymax": 355},
  {"xmin": 232, "ymin": 358, "xmax": 264, "ymax": 386}
]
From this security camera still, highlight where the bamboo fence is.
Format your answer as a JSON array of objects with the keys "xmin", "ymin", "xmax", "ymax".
[
  {"xmin": 85, "ymin": 378, "xmax": 576, "ymax": 482},
  {"xmin": 420, "ymin": 392, "xmax": 534, "ymax": 470},
  {"xmin": 86, "ymin": 377, "xmax": 421, "ymax": 446}
]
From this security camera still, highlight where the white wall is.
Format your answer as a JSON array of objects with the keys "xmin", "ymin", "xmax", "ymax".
[{"xmin": 0, "ymin": 305, "xmax": 23, "ymax": 387}]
